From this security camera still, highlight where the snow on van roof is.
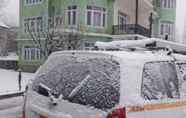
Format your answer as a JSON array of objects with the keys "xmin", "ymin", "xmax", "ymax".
[
  {"xmin": 95, "ymin": 38, "xmax": 186, "ymax": 52},
  {"xmin": 52, "ymin": 50, "xmax": 181, "ymax": 63}
]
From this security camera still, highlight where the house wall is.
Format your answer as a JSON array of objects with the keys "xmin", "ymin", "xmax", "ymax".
[
  {"xmin": 19, "ymin": 0, "xmax": 49, "ymax": 39},
  {"xmin": 152, "ymin": 0, "xmax": 176, "ymax": 41},
  {"xmin": 18, "ymin": 0, "xmax": 114, "ymax": 72},
  {"xmin": 113, "ymin": 0, "xmax": 153, "ymax": 28}
]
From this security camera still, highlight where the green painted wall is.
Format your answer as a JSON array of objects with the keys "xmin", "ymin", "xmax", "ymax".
[
  {"xmin": 48, "ymin": 0, "xmax": 114, "ymax": 34},
  {"xmin": 18, "ymin": 0, "xmax": 114, "ymax": 71},
  {"xmin": 153, "ymin": 0, "xmax": 176, "ymax": 37},
  {"xmin": 19, "ymin": 0, "xmax": 114, "ymax": 38},
  {"xmin": 19, "ymin": 0, "xmax": 49, "ymax": 38}
]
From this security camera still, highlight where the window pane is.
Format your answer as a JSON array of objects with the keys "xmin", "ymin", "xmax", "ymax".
[
  {"xmin": 103, "ymin": 13, "xmax": 105, "ymax": 26},
  {"xmin": 72, "ymin": 11, "xmax": 76, "ymax": 25},
  {"xmin": 68, "ymin": 11, "xmax": 71, "ymax": 25},
  {"xmin": 93, "ymin": 12, "xmax": 101, "ymax": 26},
  {"xmin": 67, "ymin": 6, "xmax": 77, "ymax": 25},
  {"xmin": 87, "ymin": 11, "xmax": 91, "ymax": 25},
  {"xmin": 142, "ymin": 62, "xmax": 180, "ymax": 100}
]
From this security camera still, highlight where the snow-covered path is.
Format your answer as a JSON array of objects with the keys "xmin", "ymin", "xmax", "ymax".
[
  {"xmin": 0, "ymin": 97, "xmax": 23, "ymax": 118},
  {"xmin": 0, "ymin": 106, "xmax": 22, "ymax": 118},
  {"xmin": 0, "ymin": 69, "xmax": 34, "ymax": 94}
]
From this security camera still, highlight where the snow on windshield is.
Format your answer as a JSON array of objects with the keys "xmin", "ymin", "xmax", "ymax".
[
  {"xmin": 32, "ymin": 55, "xmax": 120, "ymax": 109},
  {"xmin": 141, "ymin": 61, "xmax": 180, "ymax": 100}
]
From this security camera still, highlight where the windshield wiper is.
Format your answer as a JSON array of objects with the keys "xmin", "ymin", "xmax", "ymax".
[
  {"xmin": 68, "ymin": 75, "xmax": 90, "ymax": 99},
  {"xmin": 38, "ymin": 83, "xmax": 63, "ymax": 106}
]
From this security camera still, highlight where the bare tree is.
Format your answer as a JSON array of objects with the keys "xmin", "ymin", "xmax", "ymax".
[{"xmin": 26, "ymin": 16, "xmax": 82, "ymax": 58}]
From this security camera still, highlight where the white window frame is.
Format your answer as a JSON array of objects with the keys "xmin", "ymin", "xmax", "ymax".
[
  {"xmin": 159, "ymin": 21, "xmax": 175, "ymax": 38},
  {"xmin": 67, "ymin": 5, "xmax": 77, "ymax": 26},
  {"xmin": 160, "ymin": 0, "xmax": 176, "ymax": 9},
  {"xmin": 24, "ymin": 16, "xmax": 43, "ymax": 33},
  {"xmin": 25, "ymin": 0, "xmax": 43, "ymax": 5},
  {"xmin": 86, "ymin": 6, "xmax": 106, "ymax": 28},
  {"xmin": 118, "ymin": 12, "xmax": 128, "ymax": 25},
  {"xmin": 23, "ymin": 46, "xmax": 41, "ymax": 61}
]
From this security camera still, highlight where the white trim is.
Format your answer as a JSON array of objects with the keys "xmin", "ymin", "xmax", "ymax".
[
  {"xmin": 86, "ymin": 6, "xmax": 106, "ymax": 28},
  {"xmin": 160, "ymin": 0, "xmax": 176, "ymax": 9},
  {"xmin": 24, "ymin": 0, "xmax": 43, "ymax": 6}
]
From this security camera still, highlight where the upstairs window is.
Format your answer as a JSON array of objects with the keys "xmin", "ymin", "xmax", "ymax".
[
  {"xmin": 118, "ymin": 12, "xmax": 128, "ymax": 25},
  {"xmin": 160, "ymin": 0, "xmax": 176, "ymax": 8},
  {"xmin": 24, "ymin": 16, "xmax": 43, "ymax": 33},
  {"xmin": 87, "ymin": 6, "xmax": 106, "ymax": 27},
  {"xmin": 67, "ymin": 5, "xmax": 77, "ymax": 25},
  {"xmin": 26, "ymin": 0, "xmax": 42, "ymax": 5},
  {"xmin": 160, "ymin": 21, "xmax": 174, "ymax": 37}
]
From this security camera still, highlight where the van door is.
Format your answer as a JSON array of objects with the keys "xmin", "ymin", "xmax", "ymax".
[{"xmin": 141, "ymin": 61, "xmax": 183, "ymax": 118}]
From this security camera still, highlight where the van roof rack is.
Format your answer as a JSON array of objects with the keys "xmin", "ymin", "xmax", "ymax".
[{"xmin": 94, "ymin": 38, "xmax": 186, "ymax": 55}]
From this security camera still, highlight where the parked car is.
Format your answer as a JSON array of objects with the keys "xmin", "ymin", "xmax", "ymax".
[{"xmin": 23, "ymin": 49, "xmax": 186, "ymax": 118}]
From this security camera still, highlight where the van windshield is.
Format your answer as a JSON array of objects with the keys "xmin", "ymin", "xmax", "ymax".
[{"xmin": 32, "ymin": 55, "xmax": 120, "ymax": 109}]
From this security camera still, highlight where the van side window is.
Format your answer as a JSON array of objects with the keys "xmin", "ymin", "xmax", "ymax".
[
  {"xmin": 176, "ymin": 63, "xmax": 186, "ymax": 98},
  {"xmin": 141, "ymin": 62, "xmax": 180, "ymax": 100}
]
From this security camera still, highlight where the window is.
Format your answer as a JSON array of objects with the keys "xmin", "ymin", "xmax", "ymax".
[
  {"xmin": 83, "ymin": 41, "xmax": 95, "ymax": 50},
  {"xmin": 48, "ymin": 16, "xmax": 63, "ymax": 28},
  {"xmin": 24, "ymin": 19, "xmax": 29, "ymax": 32},
  {"xmin": 24, "ymin": 16, "xmax": 43, "ymax": 33},
  {"xmin": 26, "ymin": 0, "xmax": 42, "ymax": 5},
  {"xmin": 23, "ymin": 46, "xmax": 41, "ymax": 61},
  {"xmin": 176, "ymin": 63, "xmax": 186, "ymax": 98},
  {"xmin": 160, "ymin": 21, "xmax": 174, "ymax": 37},
  {"xmin": 67, "ymin": 5, "xmax": 77, "ymax": 25},
  {"xmin": 160, "ymin": 0, "xmax": 176, "ymax": 8},
  {"xmin": 32, "ymin": 56, "xmax": 120, "ymax": 109},
  {"xmin": 86, "ymin": 6, "xmax": 106, "ymax": 27},
  {"xmin": 141, "ymin": 62, "xmax": 180, "ymax": 100},
  {"xmin": 118, "ymin": 12, "xmax": 128, "ymax": 25}
]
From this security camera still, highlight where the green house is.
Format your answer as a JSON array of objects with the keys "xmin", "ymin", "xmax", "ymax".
[
  {"xmin": 152, "ymin": 0, "xmax": 176, "ymax": 41},
  {"xmin": 18, "ymin": 0, "xmax": 154, "ymax": 72}
]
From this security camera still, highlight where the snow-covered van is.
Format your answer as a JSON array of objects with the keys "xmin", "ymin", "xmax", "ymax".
[{"xmin": 23, "ymin": 39, "xmax": 186, "ymax": 118}]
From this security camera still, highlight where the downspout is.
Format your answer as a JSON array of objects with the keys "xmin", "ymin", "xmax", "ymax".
[
  {"xmin": 149, "ymin": 12, "xmax": 153, "ymax": 38},
  {"xmin": 135, "ymin": 0, "xmax": 139, "ymax": 39}
]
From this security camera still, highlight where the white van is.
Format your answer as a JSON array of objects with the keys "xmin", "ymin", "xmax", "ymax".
[{"xmin": 23, "ymin": 49, "xmax": 186, "ymax": 118}]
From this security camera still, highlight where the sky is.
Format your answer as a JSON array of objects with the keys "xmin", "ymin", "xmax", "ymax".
[
  {"xmin": 1, "ymin": 0, "xmax": 19, "ymax": 27},
  {"xmin": 0, "ymin": 0, "xmax": 185, "ymax": 39}
]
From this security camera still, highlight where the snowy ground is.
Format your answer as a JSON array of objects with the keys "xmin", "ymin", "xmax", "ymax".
[
  {"xmin": 0, "ymin": 97, "xmax": 23, "ymax": 118},
  {"xmin": 0, "ymin": 68, "xmax": 34, "ymax": 118},
  {"xmin": 0, "ymin": 69, "xmax": 34, "ymax": 95}
]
